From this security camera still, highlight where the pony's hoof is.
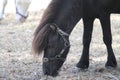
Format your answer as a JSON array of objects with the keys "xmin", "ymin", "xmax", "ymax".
[
  {"xmin": 76, "ymin": 62, "xmax": 89, "ymax": 69},
  {"xmin": 105, "ymin": 61, "xmax": 117, "ymax": 68}
]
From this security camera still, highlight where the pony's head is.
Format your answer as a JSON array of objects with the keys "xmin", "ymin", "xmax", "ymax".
[
  {"xmin": 15, "ymin": 0, "xmax": 31, "ymax": 22},
  {"xmin": 32, "ymin": 23, "xmax": 70, "ymax": 76},
  {"xmin": 32, "ymin": 0, "xmax": 82, "ymax": 77}
]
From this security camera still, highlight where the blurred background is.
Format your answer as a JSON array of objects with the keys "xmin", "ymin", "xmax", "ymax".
[{"xmin": 5, "ymin": 0, "xmax": 51, "ymax": 13}]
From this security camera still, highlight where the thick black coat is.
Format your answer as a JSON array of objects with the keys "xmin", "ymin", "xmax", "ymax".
[{"xmin": 32, "ymin": 0, "xmax": 118, "ymax": 76}]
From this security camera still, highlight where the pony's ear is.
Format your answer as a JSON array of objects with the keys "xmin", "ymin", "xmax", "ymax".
[
  {"xmin": 32, "ymin": 24, "xmax": 52, "ymax": 55},
  {"xmin": 50, "ymin": 24, "xmax": 56, "ymax": 31}
]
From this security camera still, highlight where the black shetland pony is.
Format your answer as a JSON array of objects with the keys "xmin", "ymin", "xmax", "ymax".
[{"xmin": 32, "ymin": 0, "xmax": 118, "ymax": 76}]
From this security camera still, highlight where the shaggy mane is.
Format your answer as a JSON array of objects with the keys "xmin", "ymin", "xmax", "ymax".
[{"xmin": 32, "ymin": 0, "xmax": 64, "ymax": 54}]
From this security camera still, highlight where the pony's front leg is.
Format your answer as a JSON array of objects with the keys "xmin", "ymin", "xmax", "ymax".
[
  {"xmin": 100, "ymin": 14, "xmax": 117, "ymax": 68},
  {"xmin": 77, "ymin": 18, "xmax": 94, "ymax": 69}
]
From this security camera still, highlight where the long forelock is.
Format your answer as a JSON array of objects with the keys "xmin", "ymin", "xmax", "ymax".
[{"xmin": 32, "ymin": 0, "xmax": 72, "ymax": 55}]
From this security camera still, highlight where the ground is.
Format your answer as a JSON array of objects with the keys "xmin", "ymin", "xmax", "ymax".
[{"xmin": 0, "ymin": 11, "xmax": 120, "ymax": 80}]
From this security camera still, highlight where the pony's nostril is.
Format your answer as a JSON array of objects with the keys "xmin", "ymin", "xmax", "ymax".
[
  {"xmin": 43, "ymin": 67, "xmax": 58, "ymax": 77},
  {"xmin": 49, "ymin": 71, "xmax": 58, "ymax": 77}
]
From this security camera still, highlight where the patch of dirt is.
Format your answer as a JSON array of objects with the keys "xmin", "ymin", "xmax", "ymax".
[{"xmin": 0, "ymin": 12, "xmax": 120, "ymax": 80}]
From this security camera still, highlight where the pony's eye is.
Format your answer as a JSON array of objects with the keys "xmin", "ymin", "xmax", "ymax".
[{"xmin": 43, "ymin": 58, "xmax": 49, "ymax": 62}]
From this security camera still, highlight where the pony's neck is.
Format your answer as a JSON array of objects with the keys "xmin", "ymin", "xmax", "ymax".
[
  {"xmin": 54, "ymin": 18, "xmax": 80, "ymax": 35},
  {"xmin": 41, "ymin": 0, "xmax": 82, "ymax": 34},
  {"xmin": 52, "ymin": 0, "xmax": 82, "ymax": 34}
]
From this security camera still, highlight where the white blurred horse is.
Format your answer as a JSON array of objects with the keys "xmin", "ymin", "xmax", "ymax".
[{"xmin": 0, "ymin": 0, "xmax": 31, "ymax": 22}]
